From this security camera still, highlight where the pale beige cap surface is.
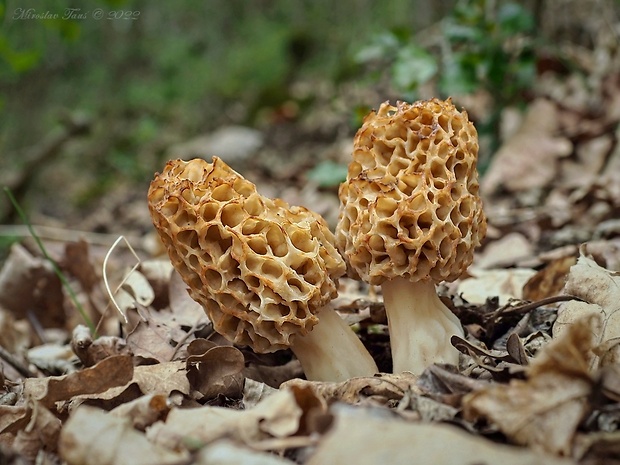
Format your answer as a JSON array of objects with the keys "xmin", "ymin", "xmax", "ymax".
[
  {"xmin": 336, "ymin": 99, "xmax": 487, "ymax": 286},
  {"xmin": 148, "ymin": 157, "xmax": 345, "ymax": 353}
]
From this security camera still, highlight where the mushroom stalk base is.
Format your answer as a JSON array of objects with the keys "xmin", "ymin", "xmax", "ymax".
[
  {"xmin": 382, "ymin": 278, "xmax": 464, "ymax": 375},
  {"xmin": 290, "ymin": 305, "xmax": 378, "ymax": 382}
]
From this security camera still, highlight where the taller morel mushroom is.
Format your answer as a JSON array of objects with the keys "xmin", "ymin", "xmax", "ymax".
[
  {"xmin": 148, "ymin": 157, "xmax": 378, "ymax": 382},
  {"xmin": 336, "ymin": 99, "xmax": 486, "ymax": 374}
]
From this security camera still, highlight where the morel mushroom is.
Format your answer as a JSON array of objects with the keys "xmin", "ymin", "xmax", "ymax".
[
  {"xmin": 148, "ymin": 157, "xmax": 378, "ymax": 382},
  {"xmin": 336, "ymin": 99, "xmax": 486, "ymax": 374}
]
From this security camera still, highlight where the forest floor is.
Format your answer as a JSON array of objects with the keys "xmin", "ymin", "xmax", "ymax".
[{"xmin": 1, "ymin": 45, "xmax": 620, "ymax": 464}]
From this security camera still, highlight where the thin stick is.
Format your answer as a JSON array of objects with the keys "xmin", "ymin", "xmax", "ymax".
[
  {"xmin": 102, "ymin": 235, "xmax": 142, "ymax": 324},
  {"xmin": 0, "ymin": 344, "xmax": 37, "ymax": 378}
]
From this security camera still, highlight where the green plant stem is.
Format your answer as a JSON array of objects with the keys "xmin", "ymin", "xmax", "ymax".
[{"xmin": 3, "ymin": 187, "xmax": 97, "ymax": 336}]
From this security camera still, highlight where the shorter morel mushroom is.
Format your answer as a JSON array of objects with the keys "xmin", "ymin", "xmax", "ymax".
[
  {"xmin": 148, "ymin": 157, "xmax": 378, "ymax": 382},
  {"xmin": 336, "ymin": 99, "xmax": 487, "ymax": 375}
]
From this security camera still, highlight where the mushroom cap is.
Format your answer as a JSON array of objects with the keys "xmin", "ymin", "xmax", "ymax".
[
  {"xmin": 148, "ymin": 157, "xmax": 345, "ymax": 353},
  {"xmin": 336, "ymin": 99, "xmax": 487, "ymax": 286}
]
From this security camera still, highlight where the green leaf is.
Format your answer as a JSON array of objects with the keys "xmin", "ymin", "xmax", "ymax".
[
  {"xmin": 354, "ymin": 32, "xmax": 400, "ymax": 64},
  {"xmin": 307, "ymin": 160, "xmax": 349, "ymax": 188},
  {"xmin": 391, "ymin": 45, "xmax": 437, "ymax": 92},
  {"xmin": 442, "ymin": 20, "xmax": 483, "ymax": 43},
  {"xmin": 498, "ymin": 3, "xmax": 534, "ymax": 35},
  {"xmin": 439, "ymin": 54, "xmax": 479, "ymax": 96},
  {"xmin": 0, "ymin": 37, "xmax": 41, "ymax": 73}
]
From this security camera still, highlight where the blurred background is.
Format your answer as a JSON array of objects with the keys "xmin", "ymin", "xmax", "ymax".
[{"xmin": 1, "ymin": 0, "xmax": 619, "ymax": 256}]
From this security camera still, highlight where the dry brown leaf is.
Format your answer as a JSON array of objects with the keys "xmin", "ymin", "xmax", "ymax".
[
  {"xmin": 71, "ymin": 324, "xmax": 129, "ymax": 367},
  {"xmin": 242, "ymin": 378, "xmax": 278, "ymax": 408},
  {"xmin": 186, "ymin": 342, "xmax": 245, "ymax": 400},
  {"xmin": 168, "ymin": 269, "xmax": 210, "ymax": 327},
  {"xmin": 109, "ymin": 394, "xmax": 170, "ymax": 430},
  {"xmin": 307, "ymin": 404, "xmax": 575, "ymax": 465},
  {"xmin": 23, "ymin": 354, "xmax": 134, "ymax": 409},
  {"xmin": 0, "ymin": 405, "xmax": 30, "ymax": 435},
  {"xmin": 482, "ymin": 99, "xmax": 572, "ymax": 194},
  {"xmin": 561, "ymin": 134, "xmax": 613, "ymax": 189},
  {"xmin": 0, "ymin": 243, "xmax": 65, "ymax": 327},
  {"xmin": 599, "ymin": 125, "xmax": 620, "ymax": 203},
  {"xmin": 27, "ymin": 342, "xmax": 76, "ymax": 374},
  {"xmin": 457, "ymin": 268, "xmax": 537, "ymax": 305},
  {"xmin": 147, "ymin": 388, "xmax": 305, "ymax": 451},
  {"xmin": 62, "ymin": 240, "xmax": 99, "ymax": 292},
  {"xmin": 554, "ymin": 250, "xmax": 620, "ymax": 368},
  {"xmin": 573, "ymin": 431, "xmax": 620, "ymax": 463},
  {"xmin": 463, "ymin": 315, "xmax": 598, "ymax": 456},
  {"xmin": 139, "ymin": 259, "xmax": 174, "ymax": 308},
  {"xmin": 11, "ymin": 402, "xmax": 61, "ymax": 461},
  {"xmin": 59, "ymin": 405, "xmax": 188, "ymax": 465},
  {"xmin": 113, "ymin": 270, "xmax": 155, "ymax": 316},
  {"xmin": 282, "ymin": 372, "xmax": 420, "ymax": 405},
  {"xmin": 0, "ymin": 310, "xmax": 30, "ymax": 355},
  {"xmin": 126, "ymin": 305, "xmax": 186, "ymax": 363},
  {"xmin": 243, "ymin": 359, "xmax": 303, "ymax": 388},
  {"xmin": 196, "ymin": 440, "xmax": 296, "ymax": 465},
  {"xmin": 522, "ymin": 256, "xmax": 576, "ymax": 301},
  {"xmin": 561, "ymin": 251, "xmax": 620, "ymax": 318},
  {"xmin": 475, "ymin": 233, "xmax": 535, "ymax": 269},
  {"xmin": 69, "ymin": 361, "xmax": 190, "ymax": 409}
]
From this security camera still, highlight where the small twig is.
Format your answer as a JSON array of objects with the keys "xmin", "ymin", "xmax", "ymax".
[
  {"xmin": 486, "ymin": 294, "xmax": 585, "ymax": 323},
  {"xmin": 27, "ymin": 310, "xmax": 48, "ymax": 345},
  {"xmin": 0, "ymin": 345, "xmax": 37, "ymax": 378}
]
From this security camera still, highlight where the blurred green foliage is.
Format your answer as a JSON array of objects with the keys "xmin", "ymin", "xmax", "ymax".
[
  {"xmin": 2, "ymin": 0, "xmax": 448, "ymax": 192},
  {"xmin": 356, "ymin": 0, "xmax": 535, "ymax": 102},
  {"xmin": 355, "ymin": 0, "xmax": 536, "ymax": 159}
]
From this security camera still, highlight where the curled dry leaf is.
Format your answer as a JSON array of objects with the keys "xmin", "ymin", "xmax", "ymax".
[
  {"xmin": 463, "ymin": 315, "xmax": 599, "ymax": 456},
  {"xmin": 23, "ymin": 354, "xmax": 134, "ymax": 409},
  {"xmin": 147, "ymin": 388, "xmax": 308, "ymax": 452},
  {"xmin": 554, "ymin": 250, "xmax": 620, "ymax": 368},
  {"xmin": 69, "ymin": 361, "xmax": 190, "ymax": 410},
  {"xmin": 307, "ymin": 404, "xmax": 575, "ymax": 465},
  {"xmin": 109, "ymin": 394, "xmax": 170, "ymax": 431},
  {"xmin": 60, "ymin": 406, "xmax": 188, "ymax": 465},
  {"xmin": 113, "ymin": 270, "xmax": 155, "ymax": 316},
  {"xmin": 186, "ymin": 340, "xmax": 245, "ymax": 400}
]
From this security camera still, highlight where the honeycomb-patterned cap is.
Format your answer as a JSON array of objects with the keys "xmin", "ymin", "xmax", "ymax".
[
  {"xmin": 148, "ymin": 157, "xmax": 346, "ymax": 353},
  {"xmin": 336, "ymin": 99, "xmax": 486, "ymax": 286}
]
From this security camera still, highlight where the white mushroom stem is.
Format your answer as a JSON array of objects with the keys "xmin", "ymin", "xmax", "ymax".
[
  {"xmin": 289, "ymin": 304, "xmax": 378, "ymax": 382},
  {"xmin": 382, "ymin": 277, "xmax": 464, "ymax": 375}
]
